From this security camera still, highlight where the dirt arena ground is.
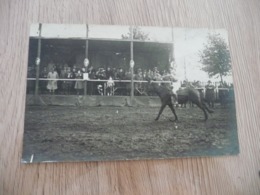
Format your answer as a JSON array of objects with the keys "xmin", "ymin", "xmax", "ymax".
[{"xmin": 22, "ymin": 104, "xmax": 239, "ymax": 163}]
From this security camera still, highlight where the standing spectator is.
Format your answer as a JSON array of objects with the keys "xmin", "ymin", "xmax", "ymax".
[
  {"xmin": 136, "ymin": 68, "xmax": 143, "ymax": 80},
  {"xmin": 64, "ymin": 67, "xmax": 74, "ymax": 95},
  {"xmin": 71, "ymin": 66, "xmax": 77, "ymax": 94},
  {"xmin": 47, "ymin": 67, "xmax": 59, "ymax": 94},
  {"xmin": 106, "ymin": 67, "xmax": 114, "ymax": 79},
  {"xmin": 135, "ymin": 68, "xmax": 144, "ymax": 95},
  {"xmin": 81, "ymin": 67, "xmax": 87, "ymax": 74},
  {"xmin": 205, "ymin": 80, "xmax": 215, "ymax": 108},
  {"xmin": 147, "ymin": 69, "xmax": 154, "ymax": 79},
  {"xmin": 117, "ymin": 68, "xmax": 125, "ymax": 80},
  {"xmin": 153, "ymin": 67, "xmax": 159, "ymax": 75},
  {"xmin": 40, "ymin": 67, "xmax": 48, "ymax": 78},
  {"xmin": 87, "ymin": 66, "xmax": 96, "ymax": 95},
  {"xmin": 95, "ymin": 68, "xmax": 106, "ymax": 95},
  {"xmin": 40, "ymin": 67, "xmax": 48, "ymax": 94},
  {"xmin": 106, "ymin": 76, "xmax": 115, "ymax": 96},
  {"xmin": 112, "ymin": 68, "xmax": 117, "ymax": 78},
  {"xmin": 153, "ymin": 67, "xmax": 162, "ymax": 80},
  {"xmin": 143, "ymin": 70, "xmax": 147, "ymax": 80},
  {"xmin": 74, "ymin": 69, "xmax": 83, "ymax": 95},
  {"xmin": 47, "ymin": 60, "xmax": 55, "ymax": 72},
  {"xmin": 124, "ymin": 69, "xmax": 132, "ymax": 96},
  {"xmin": 88, "ymin": 66, "xmax": 96, "ymax": 79},
  {"xmin": 116, "ymin": 68, "xmax": 125, "ymax": 95},
  {"xmin": 96, "ymin": 68, "xmax": 106, "ymax": 79},
  {"xmin": 114, "ymin": 68, "xmax": 121, "ymax": 80},
  {"xmin": 60, "ymin": 66, "xmax": 67, "ymax": 94}
]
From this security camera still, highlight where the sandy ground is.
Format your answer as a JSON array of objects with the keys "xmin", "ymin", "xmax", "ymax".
[{"xmin": 22, "ymin": 104, "xmax": 239, "ymax": 163}]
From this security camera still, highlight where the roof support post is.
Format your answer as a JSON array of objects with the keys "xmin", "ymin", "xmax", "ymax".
[
  {"xmin": 84, "ymin": 24, "xmax": 89, "ymax": 96},
  {"xmin": 34, "ymin": 23, "xmax": 42, "ymax": 97},
  {"xmin": 130, "ymin": 26, "xmax": 134, "ymax": 106}
]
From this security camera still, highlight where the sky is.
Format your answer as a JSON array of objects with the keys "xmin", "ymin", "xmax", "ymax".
[
  {"xmin": 173, "ymin": 28, "xmax": 233, "ymax": 83},
  {"xmin": 30, "ymin": 24, "xmax": 233, "ymax": 83}
]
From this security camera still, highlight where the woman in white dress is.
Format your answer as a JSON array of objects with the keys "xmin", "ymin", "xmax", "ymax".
[{"xmin": 47, "ymin": 68, "xmax": 59, "ymax": 94}]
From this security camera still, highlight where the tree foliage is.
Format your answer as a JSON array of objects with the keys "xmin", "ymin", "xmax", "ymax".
[
  {"xmin": 121, "ymin": 26, "xmax": 150, "ymax": 41},
  {"xmin": 199, "ymin": 33, "xmax": 231, "ymax": 83}
]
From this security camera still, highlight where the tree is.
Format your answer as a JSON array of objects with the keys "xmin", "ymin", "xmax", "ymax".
[
  {"xmin": 121, "ymin": 26, "xmax": 150, "ymax": 41},
  {"xmin": 199, "ymin": 33, "xmax": 231, "ymax": 84}
]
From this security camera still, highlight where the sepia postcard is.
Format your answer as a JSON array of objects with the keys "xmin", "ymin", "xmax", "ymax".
[{"xmin": 22, "ymin": 24, "xmax": 239, "ymax": 163}]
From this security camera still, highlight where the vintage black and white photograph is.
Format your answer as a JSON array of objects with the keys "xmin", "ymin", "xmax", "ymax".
[{"xmin": 22, "ymin": 24, "xmax": 239, "ymax": 163}]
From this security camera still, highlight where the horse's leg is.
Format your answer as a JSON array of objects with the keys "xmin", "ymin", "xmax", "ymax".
[
  {"xmin": 202, "ymin": 101, "xmax": 214, "ymax": 113},
  {"xmin": 207, "ymin": 100, "xmax": 211, "ymax": 108},
  {"xmin": 168, "ymin": 103, "xmax": 178, "ymax": 121},
  {"xmin": 155, "ymin": 103, "xmax": 167, "ymax": 121},
  {"xmin": 193, "ymin": 101, "xmax": 208, "ymax": 121}
]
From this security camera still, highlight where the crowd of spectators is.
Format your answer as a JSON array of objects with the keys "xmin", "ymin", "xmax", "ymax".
[
  {"xmin": 27, "ymin": 62, "xmax": 172, "ymax": 95},
  {"xmin": 27, "ymin": 61, "xmax": 234, "ymax": 97}
]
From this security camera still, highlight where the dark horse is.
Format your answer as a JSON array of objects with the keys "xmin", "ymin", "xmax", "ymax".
[
  {"xmin": 149, "ymin": 80, "xmax": 214, "ymax": 121},
  {"xmin": 149, "ymin": 81, "xmax": 178, "ymax": 121}
]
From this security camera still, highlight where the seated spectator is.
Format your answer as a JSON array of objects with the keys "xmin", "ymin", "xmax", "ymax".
[{"xmin": 97, "ymin": 84, "xmax": 103, "ymax": 95}]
